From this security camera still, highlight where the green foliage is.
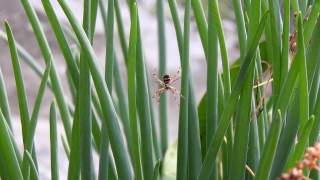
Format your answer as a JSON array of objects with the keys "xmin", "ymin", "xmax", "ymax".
[{"xmin": 1, "ymin": 0, "xmax": 320, "ymax": 179}]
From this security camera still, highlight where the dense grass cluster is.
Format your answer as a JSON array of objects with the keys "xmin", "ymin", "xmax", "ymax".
[{"xmin": 1, "ymin": 0, "xmax": 320, "ymax": 179}]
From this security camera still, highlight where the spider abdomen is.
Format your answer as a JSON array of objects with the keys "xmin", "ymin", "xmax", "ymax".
[{"xmin": 163, "ymin": 74, "xmax": 171, "ymax": 84}]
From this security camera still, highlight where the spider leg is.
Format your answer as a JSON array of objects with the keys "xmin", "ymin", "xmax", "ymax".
[
  {"xmin": 155, "ymin": 81, "xmax": 165, "ymax": 86},
  {"xmin": 153, "ymin": 68, "xmax": 165, "ymax": 85},
  {"xmin": 171, "ymin": 67, "xmax": 181, "ymax": 81},
  {"xmin": 170, "ymin": 86, "xmax": 185, "ymax": 99},
  {"xmin": 153, "ymin": 88, "xmax": 165, "ymax": 109},
  {"xmin": 152, "ymin": 87, "xmax": 164, "ymax": 98},
  {"xmin": 169, "ymin": 89, "xmax": 180, "ymax": 106},
  {"xmin": 169, "ymin": 77, "xmax": 182, "ymax": 85}
]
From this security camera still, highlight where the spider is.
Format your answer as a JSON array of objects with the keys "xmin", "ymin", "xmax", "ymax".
[{"xmin": 152, "ymin": 67, "xmax": 185, "ymax": 108}]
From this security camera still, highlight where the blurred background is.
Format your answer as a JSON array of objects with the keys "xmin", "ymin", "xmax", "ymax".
[{"xmin": 0, "ymin": 0, "xmax": 239, "ymax": 178}]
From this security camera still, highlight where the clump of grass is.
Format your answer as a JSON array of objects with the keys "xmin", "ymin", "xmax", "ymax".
[{"xmin": 1, "ymin": 0, "xmax": 320, "ymax": 179}]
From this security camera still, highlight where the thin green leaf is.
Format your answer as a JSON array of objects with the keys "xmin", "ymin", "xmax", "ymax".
[
  {"xmin": 176, "ymin": 0, "xmax": 191, "ymax": 178},
  {"xmin": 98, "ymin": 127, "xmax": 110, "ymax": 180},
  {"xmin": 67, "ymin": 97, "xmax": 80, "ymax": 180},
  {"xmin": 98, "ymin": 5, "xmax": 111, "ymax": 177},
  {"xmin": 229, "ymin": 56, "xmax": 255, "ymax": 180},
  {"xmin": 136, "ymin": 23, "xmax": 154, "ymax": 180},
  {"xmin": 157, "ymin": 0, "xmax": 168, "ymax": 156},
  {"xmin": 296, "ymin": 12, "xmax": 309, "ymax": 132},
  {"xmin": 41, "ymin": 0, "xmax": 79, "ymax": 88},
  {"xmin": 267, "ymin": 0, "xmax": 282, "ymax": 109},
  {"xmin": 61, "ymin": 135, "xmax": 70, "ymax": 159},
  {"xmin": 21, "ymin": 57, "xmax": 51, "ymax": 178},
  {"xmin": 0, "ymin": 30, "xmax": 53, "ymax": 90},
  {"xmin": 167, "ymin": 0, "xmax": 202, "ymax": 178},
  {"xmin": 206, "ymin": 0, "xmax": 219, "ymax": 178},
  {"xmin": 232, "ymin": 0, "xmax": 247, "ymax": 60},
  {"xmin": 5, "ymin": 20, "xmax": 30, "ymax": 145},
  {"xmin": 191, "ymin": 0, "xmax": 208, "ymax": 57},
  {"xmin": 21, "ymin": 0, "xmax": 72, "ymax": 143},
  {"xmin": 114, "ymin": 0, "xmax": 128, "ymax": 64},
  {"xmin": 25, "ymin": 150, "xmax": 39, "ymax": 180},
  {"xmin": 0, "ymin": 111, "xmax": 23, "ymax": 180},
  {"xmin": 286, "ymin": 116, "xmax": 314, "ymax": 171},
  {"xmin": 113, "ymin": 55, "xmax": 133, "ymax": 159},
  {"xmin": 49, "ymin": 100, "xmax": 59, "ymax": 180},
  {"xmin": 197, "ymin": 11, "xmax": 269, "ymax": 179},
  {"xmin": 79, "ymin": 0, "xmax": 93, "ymax": 179},
  {"xmin": 303, "ymin": 1, "xmax": 320, "ymax": 46},
  {"xmin": 254, "ymin": 110, "xmax": 282, "ymax": 180},
  {"xmin": 281, "ymin": 0, "xmax": 290, "ymax": 83},
  {"xmin": 57, "ymin": 0, "xmax": 133, "ymax": 178},
  {"xmin": 127, "ymin": 3, "xmax": 142, "ymax": 180},
  {"xmin": 152, "ymin": 160, "xmax": 161, "ymax": 180},
  {"xmin": 269, "ymin": 12, "xmax": 320, "ymax": 180},
  {"xmin": 0, "ymin": 68, "xmax": 13, "ymax": 131}
]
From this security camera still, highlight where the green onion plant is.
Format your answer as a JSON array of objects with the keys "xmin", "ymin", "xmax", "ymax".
[{"xmin": 1, "ymin": 0, "xmax": 320, "ymax": 179}]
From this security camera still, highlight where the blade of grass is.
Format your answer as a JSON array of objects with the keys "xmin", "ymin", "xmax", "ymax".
[
  {"xmin": 5, "ymin": 20, "xmax": 30, "ymax": 145},
  {"xmin": 49, "ymin": 100, "xmax": 59, "ymax": 180},
  {"xmin": 98, "ymin": 127, "xmax": 110, "ymax": 180},
  {"xmin": 157, "ymin": 0, "xmax": 168, "ymax": 155},
  {"xmin": 61, "ymin": 135, "xmax": 70, "ymax": 159},
  {"xmin": 267, "ymin": 0, "xmax": 282, "ymax": 109},
  {"xmin": 232, "ymin": 0, "xmax": 247, "ymax": 60},
  {"xmin": 296, "ymin": 12, "xmax": 309, "ymax": 132},
  {"xmin": 206, "ymin": 0, "xmax": 219, "ymax": 178},
  {"xmin": 254, "ymin": 110, "xmax": 282, "ymax": 180},
  {"xmin": 281, "ymin": 0, "xmax": 290, "ymax": 84},
  {"xmin": 167, "ymin": 1, "xmax": 203, "ymax": 176},
  {"xmin": 145, "ymin": 62, "xmax": 161, "ymax": 161},
  {"xmin": 5, "ymin": 21, "xmax": 40, "ymax": 179},
  {"xmin": 176, "ymin": 0, "xmax": 191, "ymax": 178},
  {"xmin": 229, "ymin": 58, "xmax": 255, "ymax": 180},
  {"xmin": 114, "ymin": 0, "xmax": 128, "ymax": 64},
  {"xmin": 0, "ymin": 31, "xmax": 53, "ymax": 89},
  {"xmin": 113, "ymin": 54, "xmax": 133, "ymax": 158},
  {"xmin": 152, "ymin": 160, "xmax": 161, "ymax": 180},
  {"xmin": 307, "ymin": 16, "xmax": 320, "ymax": 114},
  {"xmin": 285, "ymin": 116, "xmax": 314, "ymax": 171},
  {"xmin": 21, "ymin": 57, "xmax": 51, "ymax": 179},
  {"xmin": 197, "ymin": 11, "xmax": 269, "ymax": 179},
  {"xmin": 0, "ymin": 152, "xmax": 10, "ymax": 180},
  {"xmin": 230, "ymin": 0, "xmax": 261, "ymax": 178},
  {"xmin": 40, "ymin": 0, "xmax": 79, "ymax": 88},
  {"xmin": 127, "ymin": 3, "xmax": 142, "ymax": 180},
  {"xmin": 67, "ymin": 96, "xmax": 81, "ymax": 180},
  {"xmin": 66, "ymin": 70, "xmax": 77, "ymax": 103},
  {"xmin": 128, "ymin": 0, "xmax": 158, "ymax": 177},
  {"xmin": 79, "ymin": 0, "xmax": 93, "ymax": 178},
  {"xmin": 21, "ymin": 0, "xmax": 72, "ymax": 143},
  {"xmin": 211, "ymin": 0, "xmax": 231, "ymax": 100},
  {"xmin": 100, "ymin": 0, "xmax": 133, "ymax": 161},
  {"xmin": 0, "ymin": 110, "xmax": 23, "ymax": 180},
  {"xmin": 89, "ymin": 0, "xmax": 99, "ymax": 40},
  {"xmin": 191, "ymin": 0, "xmax": 207, "ymax": 57},
  {"xmin": 100, "ymin": 0, "xmax": 115, "ymax": 179},
  {"xmin": 25, "ymin": 150, "xmax": 39, "ymax": 180},
  {"xmin": 42, "ymin": 0, "xmax": 102, "ymax": 157},
  {"xmin": 248, "ymin": 108, "xmax": 260, "ymax": 179},
  {"xmin": 303, "ymin": 1, "xmax": 320, "ymax": 46},
  {"xmin": 264, "ymin": 34, "xmax": 310, "ymax": 177},
  {"xmin": 57, "ymin": 0, "xmax": 133, "ymax": 178},
  {"xmin": 136, "ymin": 22, "xmax": 154, "ymax": 180},
  {"xmin": 0, "ymin": 68, "xmax": 13, "ymax": 131},
  {"xmin": 269, "ymin": 13, "xmax": 320, "ymax": 180}
]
